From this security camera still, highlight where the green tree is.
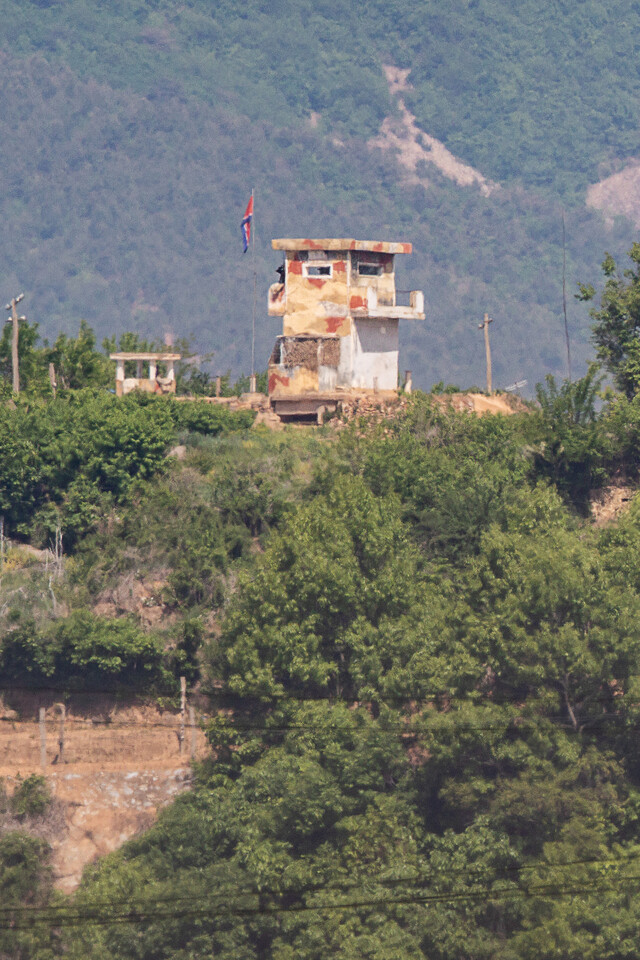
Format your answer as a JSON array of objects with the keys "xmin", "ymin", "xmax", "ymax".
[
  {"xmin": 0, "ymin": 832, "xmax": 57, "ymax": 959},
  {"xmin": 0, "ymin": 422, "xmax": 41, "ymax": 527},
  {"xmin": 439, "ymin": 486, "xmax": 640, "ymax": 722},
  {"xmin": 581, "ymin": 245, "xmax": 640, "ymax": 398},
  {"xmin": 49, "ymin": 320, "xmax": 112, "ymax": 389},
  {"xmin": 0, "ymin": 315, "xmax": 48, "ymax": 395},
  {"xmin": 532, "ymin": 364, "xmax": 605, "ymax": 507},
  {"xmin": 209, "ymin": 475, "xmax": 425, "ymax": 700}
]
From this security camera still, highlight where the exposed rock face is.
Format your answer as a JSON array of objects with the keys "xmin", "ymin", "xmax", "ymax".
[
  {"xmin": 47, "ymin": 767, "xmax": 193, "ymax": 892},
  {"xmin": 93, "ymin": 574, "xmax": 173, "ymax": 628},
  {"xmin": 370, "ymin": 65, "xmax": 499, "ymax": 197},
  {"xmin": 0, "ymin": 701, "xmax": 208, "ymax": 891},
  {"xmin": 590, "ymin": 483, "xmax": 635, "ymax": 526},
  {"xmin": 587, "ymin": 162, "xmax": 640, "ymax": 227}
]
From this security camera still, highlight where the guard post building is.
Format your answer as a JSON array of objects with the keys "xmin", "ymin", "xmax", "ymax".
[{"xmin": 267, "ymin": 238, "xmax": 424, "ymax": 420}]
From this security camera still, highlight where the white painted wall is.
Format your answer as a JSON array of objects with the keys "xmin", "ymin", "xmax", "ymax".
[
  {"xmin": 318, "ymin": 364, "xmax": 338, "ymax": 391},
  {"xmin": 337, "ymin": 334, "xmax": 354, "ymax": 388},
  {"xmin": 351, "ymin": 319, "xmax": 399, "ymax": 389}
]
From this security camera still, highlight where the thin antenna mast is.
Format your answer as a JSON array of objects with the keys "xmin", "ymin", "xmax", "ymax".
[
  {"xmin": 251, "ymin": 188, "xmax": 257, "ymax": 392},
  {"xmin": 562, "ymin": 212, "xmax": 572, "ymax": 382}
]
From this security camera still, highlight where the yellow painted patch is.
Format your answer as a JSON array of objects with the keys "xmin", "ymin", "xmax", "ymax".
[
  {"xmin": 284, "ymin": 274, "xmax": 352, "ymax": 336},
  {"xmin": 268, "ymin": 364, "xmax": 319, "ymax": 396}
]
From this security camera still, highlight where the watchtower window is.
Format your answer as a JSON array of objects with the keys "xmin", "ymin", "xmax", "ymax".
[
  {"xmin": 358, "ymin": 262, "xmax": 382, "ymax": 277},
  {"xmin": 305, "ymin": 263, "xmax": 332, "ymax": 277}
]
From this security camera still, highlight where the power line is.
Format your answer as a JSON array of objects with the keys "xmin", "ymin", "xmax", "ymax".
[
  {"xmin": 1, "ymin": 847, "xmax": 637, "ymax": 920},
  {"xmin": 4, "ymin": 871, "xmax": 640, "ymax": 931}
]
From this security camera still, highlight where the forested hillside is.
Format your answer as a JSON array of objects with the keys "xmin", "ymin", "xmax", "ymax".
[
  {"xmin": 5, "ymin": 287, "xmax": 640, "ymax": 954},
  {"xmin": 2, "ymin": 1, "xmax": 640, "ymax": 389}
]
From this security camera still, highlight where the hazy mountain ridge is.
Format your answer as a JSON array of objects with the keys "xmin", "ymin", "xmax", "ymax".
[{"xmin": 1, "ymin": 1, "xmax": 639, "ymax": 389}]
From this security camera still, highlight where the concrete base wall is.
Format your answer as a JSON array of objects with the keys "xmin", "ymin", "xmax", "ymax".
[{"xmin": 116, "ymin": 378, "xmax": 176, "ymax": 397}]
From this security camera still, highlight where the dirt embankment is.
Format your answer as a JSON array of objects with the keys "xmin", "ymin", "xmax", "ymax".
[
  {"xmin": 590, "ymin": 482, "xmax": 635, "ymax": 526},
  {"xmin": 0, "ymin": 695, "xmax": 208, "ymax": 892},
  {"xmin": 430, "ymin": 392, "xmax": 528, "ymax": 416},
  {"xmin": 328, "ymin": 391, "xmax": 526, "ymax": 427}
]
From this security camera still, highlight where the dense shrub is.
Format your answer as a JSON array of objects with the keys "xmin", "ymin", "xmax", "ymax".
[
  {"xmin": 0, "ymin": 612, "xmax": 172, "ymax": 692},
  {"xmin": 172, "ymin": 401, "xmax": 255, "ymax": 436},
  {"xmin": 10, "ymin": 776, "xmax": 51, "ymax": 820},
  {"xmin": 0, "ymin": 391, "xmax": 254, "ymax": 544}
]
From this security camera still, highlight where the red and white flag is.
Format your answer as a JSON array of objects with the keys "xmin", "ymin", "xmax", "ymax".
[{"xmin": 241, "ymin": 195, "xmax": 253, "ymax": 253}]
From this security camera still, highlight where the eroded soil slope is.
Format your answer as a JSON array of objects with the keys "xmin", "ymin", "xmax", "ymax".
[{"xmin": 1, "ymin": 697, "xmax": 208, "ymax": 892}]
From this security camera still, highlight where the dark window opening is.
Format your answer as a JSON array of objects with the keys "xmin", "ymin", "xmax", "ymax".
[
  {"xmin": 358, "ymin": 263, "xmax": 382, "ymax": 277},
  {"xmin": 306, "ymin": 264, "xmax": 332, "ymax": 277}
]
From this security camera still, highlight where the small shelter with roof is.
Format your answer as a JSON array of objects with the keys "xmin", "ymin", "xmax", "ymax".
[
  {"xmin": 110, "ymin": 352, "xmax": 181, "ymax": 396},
  {"xmin": 267, "ymin": 237, "xmax": 424, "ymax": 419}
]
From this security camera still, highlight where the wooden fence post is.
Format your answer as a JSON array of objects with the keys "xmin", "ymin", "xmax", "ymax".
[
  {"xmin": 39, "ymin": 708, "xmax": 46, "ymax": 772},
  {"xmin": 57, "ymin": 703, "xmax": 65, "ymax": 763},
  {"xmin": 179, "ymin": 676, "xmax": 186, "ymax": 756},
  {"xmin": 189, "ymin": 706, "xmax": 197, "ymax": 759}
]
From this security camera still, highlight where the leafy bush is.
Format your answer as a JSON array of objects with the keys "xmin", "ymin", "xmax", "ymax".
[
  {"xmin": 333, "ymin": 396, "xmax": 532, "ymax": 561},
  {"xmin": 0, "ymin": 390, "xmax": 255, "ymax": 545},
  {"xmin": 171, "ymin": 401, "xmax": 255, "ymax": 436},
  {"xmin": 0, "ymin": 831, "xmax": 54, "ymax": 959},
  {"xmin": 10, "ymin": 775, "xmax": 51, "ymax": 820},
  {"xmin": 1, "ymin": 612, "xmax": 173, "ymax": 692},
  {"xmin": 531, "ymin": 365, "xmax": 606, "ymax": 508}
]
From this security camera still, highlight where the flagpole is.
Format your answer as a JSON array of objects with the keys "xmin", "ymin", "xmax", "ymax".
[{"xmin": 251, "ymin": 188, "xmax": 257, "ymax": 392}]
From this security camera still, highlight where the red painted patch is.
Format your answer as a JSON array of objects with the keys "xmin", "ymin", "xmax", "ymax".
[
  {"xmin": 307, "ymin": 277, "xmax": 325, "ymax": 288},
  {"xmin": 302, "ymin": 239, "xmax": 324, "ymax": 249},
  {"xmin": 373, "ymin": 242, "xmax": 383, "ymax": 252},
  {"xmin": 334, "ymin": 260, "xmax": 346, "ymax": 273},
  {"xmin": 288, "ymin": 259, "xmax": 303, "ymax": 275},
  {"xmin": 402, "ymin": 243, "xmax": 412, "ymax": 254},
  {"xmin": 325, "ymin": 316, "xmax": 344, "ymax": 333},
  {"xmin": 350, "ymin": 295, "xmax": 367, "ymax": 310},
  {"xmin": 349, "ymin": 240, "xmax": 356, "ymax": 249},
  {"xmin": 269, "ymin": 372, "xmax": 290, "ymax": 393}
]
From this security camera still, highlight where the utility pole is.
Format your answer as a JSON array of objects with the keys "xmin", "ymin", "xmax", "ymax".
[
  {"xmin": 4, "ymin": 293, "xmax": 24, "ymax": 394},
  {"xmin": 478, "ymin": 313, "xmax": 493, "ymax": 395}
]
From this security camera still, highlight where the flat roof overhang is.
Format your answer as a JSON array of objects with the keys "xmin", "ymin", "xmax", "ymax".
[
  {"xmin": 110, "ymin": 353, "xmax": 182, "ymax": 361},
  {"xmin": 272, "ymin": 238, "xmax": 412, "ymax": 255}
]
